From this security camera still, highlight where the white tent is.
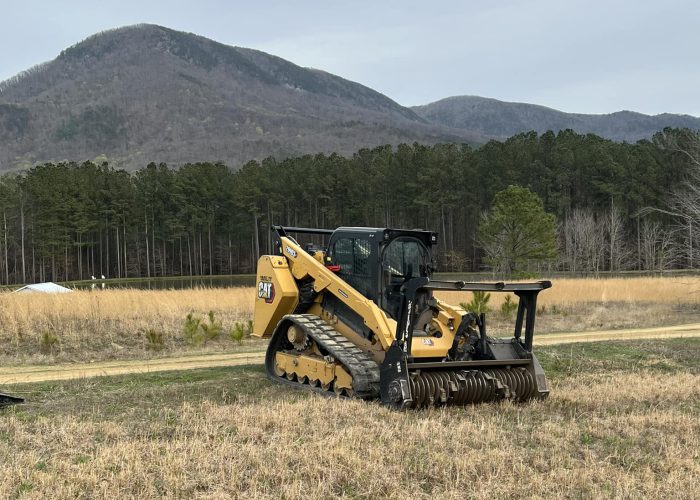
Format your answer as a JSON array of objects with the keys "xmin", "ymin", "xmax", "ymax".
[{"xmin": 13, "ymin": 282, "xmax": 72, "ymax": 294}]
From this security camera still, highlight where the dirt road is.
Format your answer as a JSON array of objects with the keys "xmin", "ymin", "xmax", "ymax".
[
  {"xmin": 0, "ymin": 352, "xmax": 265, "ymax": 384},
  {"xmin": 534, "ymin": 322, "xmax": 700, "ymax": 345},
  {"xmin": 2, "ymin": 323, "xmax": 699, "ymax": 385}
]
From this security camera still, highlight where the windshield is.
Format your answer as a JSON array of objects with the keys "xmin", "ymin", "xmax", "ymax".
[{"xmin": 382, "ymin": 237, "xmax": 430, "ymax": 279}]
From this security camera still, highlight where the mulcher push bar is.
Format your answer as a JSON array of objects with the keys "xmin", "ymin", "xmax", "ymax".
[{"xmin": 424, "ymin": 280, "xmax": 552, "ymax": 292}]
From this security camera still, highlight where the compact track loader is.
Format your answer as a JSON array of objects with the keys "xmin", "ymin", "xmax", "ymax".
[{"xmin": 253, "ymin": 226, "xmax": 551, "ymax": 409}]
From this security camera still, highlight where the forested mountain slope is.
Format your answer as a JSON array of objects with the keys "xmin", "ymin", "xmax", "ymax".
[
  {"xmin": 0, "ymin": 24, "xmax": 470, "ymax": 171},
  {"xmin": 412, "ymin": 96, "xmax": 700, "ymax": 142},
  {"xmin": 2, "ymin": 24, "xmax": 698, "ymax": 171}
]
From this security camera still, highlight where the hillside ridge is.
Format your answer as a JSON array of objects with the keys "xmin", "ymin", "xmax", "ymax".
[
  {"xmin": 1, "ymin": 24, "xmax": 698, "ymax": 171},
  {"xmin": 412, "ymin": 95, "xmax": 700, "ymax": 142},
  {"xmin": 0, "ymin": 24, "xmax": 462, "ymax": 171}
]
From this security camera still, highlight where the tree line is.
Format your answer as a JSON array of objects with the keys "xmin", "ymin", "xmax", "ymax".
[{"xmin": 0, "ymin": 128, "xmax": 698, "ymax": 285}]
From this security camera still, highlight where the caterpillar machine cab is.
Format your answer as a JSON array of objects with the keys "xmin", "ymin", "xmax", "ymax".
[{"xmin": 253, "ymin": 226, "xmax": 551, "ymax": 409}]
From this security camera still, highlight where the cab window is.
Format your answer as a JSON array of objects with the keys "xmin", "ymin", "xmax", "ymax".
[
  {"xmin": 332, "ymin": 237, "xmax": 373, "ymax": 297},
  {"xmin": 382, "ymin": 237, "xmax": 429, "ymax": 280}
]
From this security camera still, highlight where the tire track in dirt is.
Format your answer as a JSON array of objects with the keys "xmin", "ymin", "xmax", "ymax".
[{"xmin": 2, "ymin": 324, "xmax": 699, "ymax": 385}]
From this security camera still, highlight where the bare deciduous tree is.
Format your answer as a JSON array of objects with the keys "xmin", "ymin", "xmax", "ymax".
[
  {"xmin": 562, "ymin": 208, "xmax": 606, "ymax": 274},
  {"xmin": 605, "ymin": 200, "xmax": 629, "ymax": 272},
  {"xmin": 442, "ymin": 250, "xmax": 469, "ymax": 272},
  {"xmin": 669, "ymin": 139, "xmax": 700, "ymax": 267},
  {"xmin": 646, "ymin": 130, "xmax": 700, "ymax": 268},
  {"xmin": 640, "ymin": 220, "xmax": 675, "ymax": 271}
]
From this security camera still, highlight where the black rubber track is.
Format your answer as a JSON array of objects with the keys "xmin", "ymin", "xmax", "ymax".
[{"xmin": 265, "ymin": 314, "xmax": 381, "ymax": 399}]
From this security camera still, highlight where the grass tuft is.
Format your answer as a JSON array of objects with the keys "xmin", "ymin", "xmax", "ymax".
[
  {"xmin": 183, "ymin": 312, "xmax": 204, "ymax": 346},
  {"xmin": 229, "ymin": 320, "xmax": 253, "ymax": 345},
  {"xmin": 40, "ymin": 331, "xmax": 59, "ymax": 355},
  {"xmin": 144, "ymin": 329, "xmax": 165, "ymax": 351}
]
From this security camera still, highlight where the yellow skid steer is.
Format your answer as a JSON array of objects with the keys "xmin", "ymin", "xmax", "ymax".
[{"xmin": 253, "ymin": 226, "xmax": 551, "ymax": 408}]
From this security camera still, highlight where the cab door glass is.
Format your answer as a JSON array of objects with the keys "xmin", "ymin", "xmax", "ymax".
[
  {"xmin": 381, "ymin": 238, "xmax": 429, "ymax": 318},
  {"xmin": 383, "ymin": 238, "xmax": 428, "ymax": 280},
  {"xmin": 332, "ymin": 237, "xmax": 373, "ymax": 298}
]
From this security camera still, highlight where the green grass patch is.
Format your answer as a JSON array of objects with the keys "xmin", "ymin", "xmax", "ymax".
[
  {"xmin": 537, "ymin": 337, "xmax": 700, "ymax": 379},
  {"xmin": 2, "ymin": 365, "xmax": 290, "ymax": 422}
]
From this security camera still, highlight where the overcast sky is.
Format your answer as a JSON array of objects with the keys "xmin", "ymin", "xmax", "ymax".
[{"xmin": 1, "ymin": 0, "xmax": 698, "ymax": 115}]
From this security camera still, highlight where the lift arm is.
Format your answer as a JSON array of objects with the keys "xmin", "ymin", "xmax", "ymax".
[{"xmin": 276, "ymin": 235, "xmax": 398, "ymax": 349}]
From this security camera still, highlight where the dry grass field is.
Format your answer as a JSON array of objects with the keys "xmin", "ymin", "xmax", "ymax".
[
  {"xmin": 437, "ymin": 276, "xmax": 700, "ymax": 337},
  {"xmin": 2, "ymin": 276, "xmax": 700, "ymax": 366},
  {"xmin": 437, "ymin": 275, "xmax": 700, "ymax": 306},
  {"xmin": 1, "ymin": 338, "xmax": 698, "ymax": 498},
  {"xmin": 0, "ymin": 287, "xmax": 260, "ymax": 366}
]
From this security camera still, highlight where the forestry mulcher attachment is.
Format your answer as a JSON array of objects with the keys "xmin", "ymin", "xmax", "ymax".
[{"xmin": 253, "ymin": 226, "xmax": 551, "ymax": 409}]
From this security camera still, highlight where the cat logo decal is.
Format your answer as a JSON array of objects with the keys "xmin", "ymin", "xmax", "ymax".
[{"xmin": 257, "ymin": 281, "xmax": 275, "ymax": 303}]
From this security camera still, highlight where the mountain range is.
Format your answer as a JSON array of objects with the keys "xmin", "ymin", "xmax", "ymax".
[
  {"xmin": 0, "ymin": 24, "xmax": 698, "ymax": 171},
  {"xmin": 412, "ymin": 96, "xmax": 700, "ymax": 142}
]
